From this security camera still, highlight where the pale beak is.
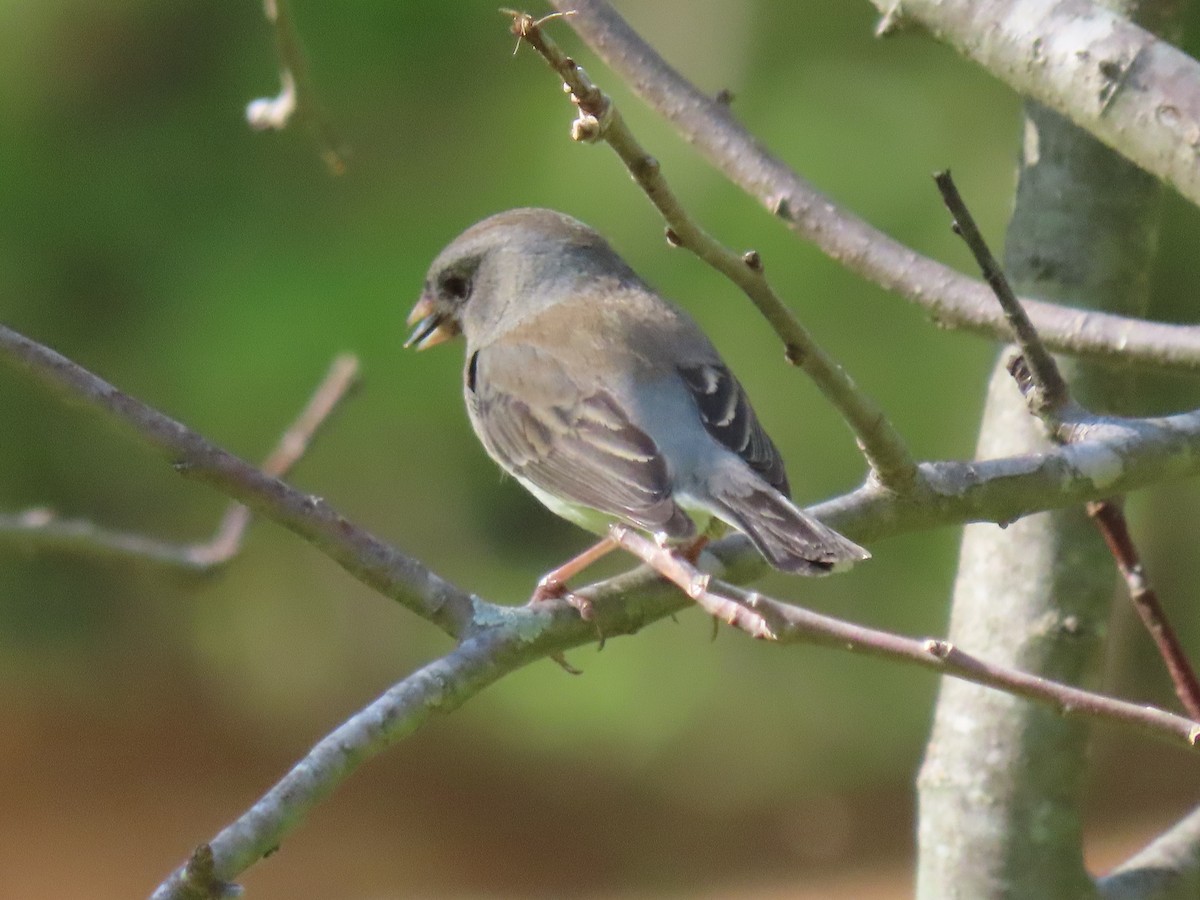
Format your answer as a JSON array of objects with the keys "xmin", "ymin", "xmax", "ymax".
[{"xmin": 404, "ymin": 295, "xmax": 460, "ymax": 350}]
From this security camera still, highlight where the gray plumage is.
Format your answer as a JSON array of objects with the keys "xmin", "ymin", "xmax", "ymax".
[{"xmin": 406, "ymin": 208, "xmax": 868, "ymax": 575}]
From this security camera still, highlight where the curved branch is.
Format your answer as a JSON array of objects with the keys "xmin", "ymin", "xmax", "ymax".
[
  {"xmin": 549, "ymin": 0, "xmax": 1200, "ymax": 372},
  {"xmin": 147, "ymin": 566, "xmax": 701, "ymax": 899},
  {"xmin": 866, "ymin": 0, "xmax": 1200, "ymax": 204},
  {"xmin": 7, "ymin": 321, "xmax": 1199, "ymax": 895}
]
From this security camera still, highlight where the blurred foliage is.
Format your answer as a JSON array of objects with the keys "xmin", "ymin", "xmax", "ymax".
[{"xmin": 1, "ymin": 0, "xmax": 1199, "ymax": 896}]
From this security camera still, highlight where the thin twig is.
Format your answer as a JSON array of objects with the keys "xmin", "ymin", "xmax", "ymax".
[
  {"xmin": 247, "ymin": 0, "xmax": 346, "ymax": 175},
  {"xmin": 0, "ymin": 355, "xmax": 360, "ymax": 572},
  {"xmin": 550, "ymin": 0, "xmax": 1200, "ymax": 374},
  {"xmin": 608, "ymin": 525, "xmax": 1200, "ymax": 751},
  {"xmin": 195, "ymin": 353, "xmax": 360, "ymax": 566},
  {"xmin": 1087, "ymin": 499, "xmax": 1200, "ymax": 720},
  {"xmin": 504, "ymin": 10, "xmax": 918, "ymax": 491},
  {"xmin": 934, "ymin": 170, "xmax": 1072, "ymax": 419}
]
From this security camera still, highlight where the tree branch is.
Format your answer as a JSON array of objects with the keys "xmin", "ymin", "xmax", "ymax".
[
  {"xmin": 150, "ymin": 634, "xmax": 526, "ymax": 900},
  {"xmin": 610, "ymin": 525, "xmax": 1200, "ymax": 751},
  {"xmin": 506, "ymin": 9, "xmax": 919, "ymax": 491},
  {"xmin": 936, "ymin": 165, "xmax": 1200, "ymax": 734},
  {"xmin": 866, "ymin": 0, "xmax": 1200, "ymax": 204},
  {"xmin": 549, "ymin": 0, "xmax": 1200, "ymax": 373},
  {"xmin": 146, "ymin": 554, "xmax": 716, "ymax": 899},
  {"xmin": 934, "ymin": 171, "xmax": 1074, "ymax": 419},
  {"xmin": 936, "ymin": 169, "xmax": 1200, "ymax": 725}
]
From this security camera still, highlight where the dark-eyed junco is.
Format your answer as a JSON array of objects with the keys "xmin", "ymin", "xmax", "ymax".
[{"xmin": 406, "ymin": 208, "xmax": 867, "ymax": 596}]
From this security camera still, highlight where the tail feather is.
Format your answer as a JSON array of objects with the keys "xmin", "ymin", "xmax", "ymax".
[{"xmin": 710, "ymin": 476, "xmax": 868, "ymax": 576}]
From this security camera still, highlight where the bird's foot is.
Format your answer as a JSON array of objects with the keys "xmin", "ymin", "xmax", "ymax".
[
  {"xmin": 531, "ymin": 577, "xmax": 605, "ymax": 664},
  {"xmin": 529, "ymin": 576, "xmax": 596, "ymax": 621}
]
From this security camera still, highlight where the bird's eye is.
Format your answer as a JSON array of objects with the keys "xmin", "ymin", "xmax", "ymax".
[{"xmin": 440, "ymin": 273, "xmax": 471, "ymax": 300}]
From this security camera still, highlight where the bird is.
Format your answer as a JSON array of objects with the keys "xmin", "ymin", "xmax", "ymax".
[{"xmin": 405, "ymin": 208, "xmax": 868, "ymax": 601}]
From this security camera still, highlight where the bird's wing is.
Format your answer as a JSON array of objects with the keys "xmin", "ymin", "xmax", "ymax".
[
  {"xmin": 677, "ymin": 363, "xmax": 790, "ymax": 497},
  {"xmin": 466, "ymin": 342, "xmax": 695, "ymax": 538}
]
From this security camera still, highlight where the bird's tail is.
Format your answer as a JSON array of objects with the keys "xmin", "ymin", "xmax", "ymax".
[{"xmin": 708, "ymin": 472, "xmax": 869, "ymax": 576}]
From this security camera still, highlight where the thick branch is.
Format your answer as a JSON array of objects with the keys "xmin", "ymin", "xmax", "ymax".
[
  {"xmin": 550, "ymin": 0, "xmax": 1200, "ymax": 373},
  {"xmin": 805, "ymin": 405, "xmax": 1200, "ymax": 544},
  {"xmin": 866, "ymin": 0, "xmax": 1200, "ymax": 204}
]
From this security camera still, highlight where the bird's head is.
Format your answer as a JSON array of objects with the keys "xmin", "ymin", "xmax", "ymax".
[{"xmin": 405, "ymin": 208, "xmax": 638, "ymax": 351}]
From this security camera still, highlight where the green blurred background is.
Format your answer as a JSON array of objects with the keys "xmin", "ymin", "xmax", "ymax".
[{"xmin": 2, "ymin": 1, "xmax": 1199, "ymax": 897}]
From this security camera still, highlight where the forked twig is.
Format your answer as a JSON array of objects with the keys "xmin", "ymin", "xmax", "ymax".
[
  {"xmin": 0, "ymin": 355, "xmax": 360, "ymax": 572},
  {"xmin": 0, "ymin": 323, "xmax": 477, "ymax": 636}
]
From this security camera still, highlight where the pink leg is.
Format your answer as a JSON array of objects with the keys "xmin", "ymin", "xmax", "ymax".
[{"xmin": 529, "ymin": 535, "xmax": 620, "ymax": 619}]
